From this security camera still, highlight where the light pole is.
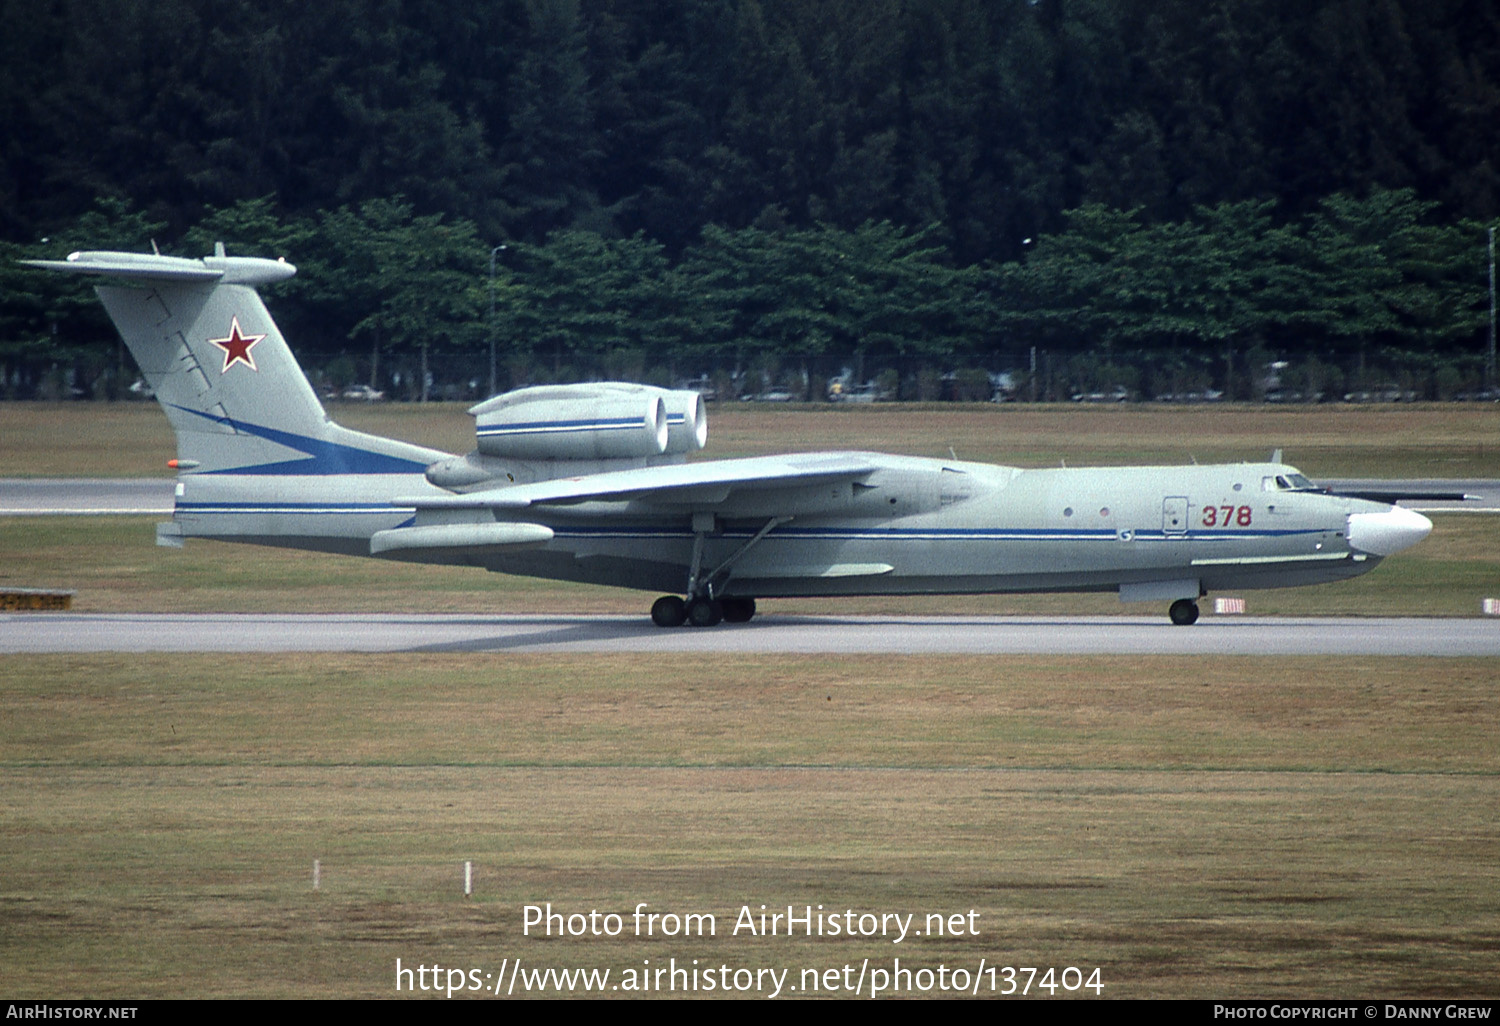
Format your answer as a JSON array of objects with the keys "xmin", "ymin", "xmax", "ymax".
[
  {"xmin": 1488, "ymin": 227, "xmax": 1496, "ymax": 392},
  {"xmin": 488, "ymin": 244, "xmax": 507, "ymax": 398}
]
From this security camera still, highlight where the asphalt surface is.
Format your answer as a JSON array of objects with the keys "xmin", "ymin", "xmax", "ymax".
[
  {"xmin": 3, "ymin": 612, "xmax": 1496, "ymax": 655},
  {"xmin": 0, "ymin": 478, "xmax": 175, "ymax": 514}
]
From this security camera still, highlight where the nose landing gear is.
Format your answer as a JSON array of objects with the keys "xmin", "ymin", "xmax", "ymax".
[{"xmin": 1168, "ymin": 598, "xmax": 1200, "ymax": 626}]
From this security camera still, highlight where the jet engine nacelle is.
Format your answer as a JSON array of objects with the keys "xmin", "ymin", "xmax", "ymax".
[{"xmin": 469, "ymin": 383, "xmax": 707, "ymax": 461}]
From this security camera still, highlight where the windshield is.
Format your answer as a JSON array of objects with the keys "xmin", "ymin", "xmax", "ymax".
[{"xmin": 1264, "ymin": 472, "xmax": 1319, "ymax": 492}]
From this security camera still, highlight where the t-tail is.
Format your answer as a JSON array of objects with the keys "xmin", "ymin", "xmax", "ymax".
[{"xmin": 26, "ymin": 246, "xmax": 452, "ymax": 554}]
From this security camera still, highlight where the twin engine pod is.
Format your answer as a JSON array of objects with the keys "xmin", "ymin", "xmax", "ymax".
[{"xmin": 469, "ymin": 382, "xmax": 707, "ymax": 460}]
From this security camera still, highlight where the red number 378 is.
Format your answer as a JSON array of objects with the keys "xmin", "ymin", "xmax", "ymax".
[{"xmin": 1202, "ymin": 504, "xmax": 1253, "ymax": 527}]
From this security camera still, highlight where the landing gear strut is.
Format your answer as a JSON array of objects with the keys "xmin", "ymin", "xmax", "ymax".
[
  {"xmin": 650, "ymin": 514, "xmax": 782, "ymax": 627},
  {"xmin": 1168, "ymin": 598, "xmax": 1200, "ymax": 626}
]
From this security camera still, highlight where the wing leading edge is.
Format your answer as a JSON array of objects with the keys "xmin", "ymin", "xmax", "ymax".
[{"xmin": 396, "ymin": 452, "xmax": 880, "ymax": 511}]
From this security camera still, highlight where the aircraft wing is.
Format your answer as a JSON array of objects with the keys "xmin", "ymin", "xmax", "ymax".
[
  {"xmin": 1328, "ymin": 488, "xmax": 1474, "ymax": 503},
  {"xmin": 1315, "ymin": 480, "xmax": 1476, "ymax": 503},
  {"xmin": 398, "ymin": 453, "xmax": 879, "ymax": 511}
]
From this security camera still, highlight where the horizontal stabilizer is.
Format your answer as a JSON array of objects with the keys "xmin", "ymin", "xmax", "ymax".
[
  {"xmin": 370, "ymin": 522, "xmax": 554, "ymax": 555},
  {"xmin": 398, "ymin": 453, "xmax": 879, "ymax": 511},
  {"xmin": 24, "ymin": 248, "xmax": 296, "ymax": 286}
]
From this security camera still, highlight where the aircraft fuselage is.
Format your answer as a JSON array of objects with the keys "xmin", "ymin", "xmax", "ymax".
[{"xmin": 169, "ymin": 454, "xmax": 1408, "ymax": 603}]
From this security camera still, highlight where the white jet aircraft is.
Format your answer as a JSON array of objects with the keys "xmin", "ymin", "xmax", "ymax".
[{"xmin": 28, "ymin": 246, "xmax": 1435, "ymax": 626}]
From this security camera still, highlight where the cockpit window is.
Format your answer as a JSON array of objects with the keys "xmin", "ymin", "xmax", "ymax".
[{"xmin": 1264, "ymin": 472, "xmax": 1318, "ymax": 492}]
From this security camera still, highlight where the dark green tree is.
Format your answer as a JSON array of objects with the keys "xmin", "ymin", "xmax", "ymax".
[
  {"xmin": 302, "ymin": 198, "xmax": 484, "ymax": 396},
  {"xmin": 499, "ymin": 230, "xmax": 688, "ymax": 377}
]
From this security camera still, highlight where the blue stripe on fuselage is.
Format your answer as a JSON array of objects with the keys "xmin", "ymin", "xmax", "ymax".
[{"xmin": 166, "ymin": 505, "xmax": 1326, "ymax": 545}]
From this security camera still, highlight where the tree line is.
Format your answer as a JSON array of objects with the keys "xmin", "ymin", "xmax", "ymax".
[
  {"xmin": 3, "ymin": 0, "xmax": 1499, "ymax": 399},
  {"xmin": 3, "ymin": 188, "xmax": 1494, "ymax": 401},
  {"xmin": 4, "ymin": 0, "xmax": 1499, "ymax": 259}
]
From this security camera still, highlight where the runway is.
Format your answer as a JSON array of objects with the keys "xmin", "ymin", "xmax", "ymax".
[
  {"xmin": 3, "ymin": 611, "xmax": 1496, "ymax": 655},
  {"xmin": 0, "ymin": 477, "xmax": 174, "ymax": 515}
]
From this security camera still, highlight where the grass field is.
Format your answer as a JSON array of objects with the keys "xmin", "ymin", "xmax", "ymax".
[
  {"xmin": 2, "ymin": 654, "xmax": 1496, "ymax": 999},
  {"xmin": 1, "ymin": 401, "xmax": 1497, "ymax": 999},
  {"xmin": 2, "ymin": 398, "xmax": 1498, "ymax": 478}
]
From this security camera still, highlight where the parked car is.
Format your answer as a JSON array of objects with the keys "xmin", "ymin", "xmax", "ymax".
[
  {"xmin": 1071, "ymin": 386, "xmax": 1130, "ymax": 403},
  {"xmin": 338, "ymin": 384, "xmax": 386, "ymax": 401}
]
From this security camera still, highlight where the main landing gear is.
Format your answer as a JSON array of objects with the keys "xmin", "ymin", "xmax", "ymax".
[
  {"xmin": 1168, "ymin": 598, "xmax": 1200, "ymax": 626},
  {"xmin": 651, "ymin": 595, "xmax": 687, "ymax": 627},
  {"xmin": 652, "ymin": 513, "xmax": 781, "ymax": 627},
  {"xmin": 651, "ymin": 594, "xmax": 757, "ymax": 628}
]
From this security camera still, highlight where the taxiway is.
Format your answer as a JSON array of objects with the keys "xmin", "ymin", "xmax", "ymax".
[{"xmin": 3, "ymin": 612, "xmax": 1496, "ymax": 655}]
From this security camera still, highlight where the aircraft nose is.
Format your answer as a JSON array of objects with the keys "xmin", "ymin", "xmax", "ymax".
[{"xmin": 1345, "ymin": 506, "xmax": 1433, "ymax": 556}]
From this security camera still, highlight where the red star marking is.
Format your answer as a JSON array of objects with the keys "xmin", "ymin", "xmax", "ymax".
[{"xmin": 208, "ymin": 317, "xmax": 265, "ymax": 373}]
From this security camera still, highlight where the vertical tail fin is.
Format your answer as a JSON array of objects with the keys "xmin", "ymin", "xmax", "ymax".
[{"xmin": 26, "ymin": 247, "xmax": 448, "ymax": 475}]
